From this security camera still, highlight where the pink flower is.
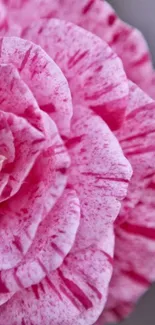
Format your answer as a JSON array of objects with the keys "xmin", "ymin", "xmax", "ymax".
[
  {"xmin": 0, "ymin": 18, "xmax": 132, "ymax": 325},
  {"xmin": 1, "ymin": 1, "xmax": 155, "ymax": 324}
]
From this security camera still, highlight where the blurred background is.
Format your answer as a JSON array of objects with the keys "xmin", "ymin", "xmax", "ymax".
[
  {"xmin": 108, "ymin": 0, "xmax": 155, "ymax": 64},
  {"xmin": 107, "ymin": 1, "xmax": 155, "ymax": 324}
]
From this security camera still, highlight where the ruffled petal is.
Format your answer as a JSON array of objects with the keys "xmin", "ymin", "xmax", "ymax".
[
  {"xmin": 101, "ymin": 1, "xmax": 155, "ymax": 98},
  {"xmin": 115, "ymin": 81, "xmax": 155, "ymax": 223},
  {"xmin": 3, "ymin": 0, "xmax": 155, "ymax": 97},
  {"xmin": 102, "ymin": 179, "xmax": 155, "ymax": 323},
  {"xmin": 0, "ymin": 36, "xmax": 73, "ymax": 136},
  {"xmin": 96, "ymin": 82, "xmax": 155, "ymax": 323},
  {"xmin": 0, "ymin": 247, "xmax": 114, "ymax": 325},
  {"xmin": 66, "ymin": 105, "xmax": 132, "ymax": 253},
  {"xmin": 0, "ymin": 189, "xmax": 80, "ymax": 292},
  {"xmin": 0, "ymin": 64, "xmax": 46, "ymax": 203},
  {"xmin": 0, "ymin": 110, "xmax": 70, "ymax": 270},
  {"xmin": 0, "ymin": 104, "xmax": 132, "ymax": 324},
  {"xmin": 24, "ymin": 18, "xmax": 129, "ymax": 130},
  {"xmin": 0, "ymin": 110, "xmax": 44, "ymax": 202}
]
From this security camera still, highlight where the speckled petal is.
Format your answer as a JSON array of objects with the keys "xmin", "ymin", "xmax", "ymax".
[
  {"xmin": 0, "ymin": 110, "xmax": 70, "ymax": 270},
  {"xmin": 66, "ymin": 105, "xmax": 132, "ymax": 253},
  {"xmin": 0, "ymin": 110, "xmax": 44, "ymax": 203},
  {"xmin": 0, "ymin": 64, "xmax": 47, "ymax": 203},
  {"xmin": 102, "ymin": 179, "xmax": 155, "ymax": 323},
  {"xmin": 0, "ymin": 36, "xmax": 73, "ymax": 135},
  {"xmin": 0, "ymin": 246, "xmax": 121, "ymax": 325},
  {"xmin": 0, "ymin": 189, "xmax": 80, "ymax": 292},
  {"xmin": 101, "ymin": 1, "xmax": 155, "ymax": 98},
  {"xmin": 96, "ymin": 82, "xmax": 155, "ymax": 323},
  {"xmin": 115, "ymin": 81, "xmax": 155, "ymax": 223},
  {"xmin": 0, "ymin": 103, "xmax": 132, "ymax": 323},
  {"xmin": 24, "ymin": 18, "xmax": 129, "ymax": 130},
  {"xmin": 3, "ymin": 0, "xmax": 155, "ymax": 98}
]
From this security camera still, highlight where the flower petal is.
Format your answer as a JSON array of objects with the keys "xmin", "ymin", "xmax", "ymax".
[
  {"xmin": 97, "ymin": 82, "xmax": 155, "ymax": 322},
  {"xmin": 24, "ymin": 18, "xmax": 129, "ymax": 130},
  {"xmin": 101, "ymin": 1, "xmax": 155, "ymax": 98},
  {"xmin": 0, "ymin": 63, "xmax": 44, "ymax": 130},
  {"xmin": 0, "ymin": 247, "xmax": 113, "ymax": 325},
  {"xmin": 66, "ymin": 105, "xmax": 132, "ymax": 253},
  {"xmin": 0, "ymin": 68, "xmax": 45, "ymax": 202},
  {"xmin": 0, "ymin": 293, "xmax": 14, "ymax": 306},
  {"xmin": 0, "ymin": 36, "xmax": 73, "ymax": 136},
  {"xmin": 0, "ymin": 106, "xmax": 132, "ymax": 324},
  {"xmin": 102, "ymin": 180, "xmax": 155, "ymax": 323},
  {"xmin": 0, "ymin": 189, "xmax": 80, "ymax": 292},
  {"xmin": 0, "ymin": 2, "xmax": 6, "ymax": 28},
  {"xmin": 115, "ymin": 81, "xmax": 155, "ymax": 223},
  {"xmin": 0, "ymin": 111, "xmax": 70, "ymax": 270},
  {"xmin": 3, "ymin": 0, "xmax": 155, "ymax": 98}
]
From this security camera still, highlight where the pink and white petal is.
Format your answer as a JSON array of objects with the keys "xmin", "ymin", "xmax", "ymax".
[
  {"xmin": 65, "ymin": 105, "xmax": 132, "ymax": 253},
  {"xmin": 0, "ymin": 97, "xmax": 131, "ymax": 325},
  {"xmin": 115, "ymin": 81, "xmax": 155, "ymax": 223},
  {"xmin": 0, "ymin": 16, "xmax": 21, "ymax": 37},
  {"xmin": 36, "ymin": 111, "xmax": 70, "ymax": 216},
  {"xmin": 2, "ymin": 0, "xmax": 98, "ymax": 30},
  {"xmin": 0, "ymin": 36, "xmax": 73, "ymax": 136},
  {"xmin": 103, "ymin": 182, "xmax": 155, "ymax": 323},
  {"xmin": 0, "ymin": 104, "xmax": 132, "ymax": 323},
  {"xmin": 24, "ymin": 18, "xmax": 129, "ymax": 130},
  {"xmin": 0, "ymin": 110, "xmax": 45, "ymax": 203},
  {"xmin": 1, "ymin": 189, "xmax": 80, "ymax": 292},
  {"xmin": 0, "ymin": 110, "xmax": 15, "ymax": 165},
  {"xmin": 5, "ymin": 0, "xmax": 155, "ymax": 98},
  {"xmin": 101, "ymin": 1, "xmax": 155, "ymax": 98},
  {"xmin": 0, "ymin": 293, "xmax": 14, "ymax": 306},
  {"xmin": 0, "ymin": 1, "xmax": 6, "ymax": 27},
  {"xmin": 0, "ymin": 247, "xmax": 114, "ymax": 325},
  {"xmin": 0, "ymin": 112, "xmax": 70, "ymax": 271},
  {"xmin": 0, "ymin": 63, "xmax": 44, "ymax": 131}
]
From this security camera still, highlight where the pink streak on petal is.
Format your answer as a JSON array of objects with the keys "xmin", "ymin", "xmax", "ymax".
[
  {"xmin": 103, "ymin": 179, "xmax": 155, "ymax": 323},
  {"xmin": 115, "ymin": 81, "xmax": 155, "ymax": 223},
  {"xmin": 0, "ymin": 36, "xmax": 72, "ymax": 136},
  {"xmin": 24, "ymin": 19, "xmax": 129, "ymax": 130},
  {"xmin": 0, "ymin": 107, "xmax": 131, "ymax": 324},
  {"xmin": 0, "ymin": 190, "xmax": 80, "ymax": 292}
]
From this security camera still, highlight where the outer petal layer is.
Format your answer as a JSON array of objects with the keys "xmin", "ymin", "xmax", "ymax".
[
  {"xmin": 24, "ymin": 18, "xmax": 129, "ymax": 130},
  {"xmin": 96, "ymin": 83, "xmax": 155, "ymax": 322},
  {"xmin": 101, "ymin": 179, "xmax": 155, "ymax": 323},
  {"xmin": 2, "ymin": 0, "xmax": 155, "ymax": 98},
  {"xmin": 115, "ymin": 81, "xmax": 155, "ymax": 223},
  {"xmin": 67, "ymin": 105, "xmax": 132, "ymax": 252}
]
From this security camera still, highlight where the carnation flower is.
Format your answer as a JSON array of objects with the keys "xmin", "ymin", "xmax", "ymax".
[{"xmin": 0, "ymin": 1, "xmax": 155, "ymax": 324}]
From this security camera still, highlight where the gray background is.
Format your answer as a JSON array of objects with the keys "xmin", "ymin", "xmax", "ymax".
[
  {"xmin": 107, "ymin": 1, "xmax": 155, "ymax": 324},
  {"xmin": 108, "ymin": 0, "xmax": 155, "ymax": 64}
]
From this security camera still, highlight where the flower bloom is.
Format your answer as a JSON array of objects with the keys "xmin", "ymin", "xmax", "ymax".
[
  {"xmin": 1, "ymin": 1, "xmax": 155, "ymax": 324},
  {"xmin": 0, "ymin": 17, "xmax": 132, "ymax": 325}
]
